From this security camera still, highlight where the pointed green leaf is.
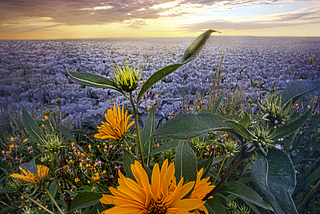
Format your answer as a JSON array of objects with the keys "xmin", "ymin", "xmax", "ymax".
[
  {"xmin": 270, "ymin": 109, "xmax": 311, "ymax": 141},
  {"xmin": 57, "ymin": 125, "xmax": 77, "ymax": 143},
  {"xmin": 48, "ymin": 180, "xmax": 58, "ymax": 200},
  {"xmin": 181, "ymin": 29, "xmax": 220, "ymax": 64},
  {"xmin": 151, "ymin": 113, "xmax": 231, "ymax": 139},
  {"xmin": 252, "ymin": 149, "xmax": 298, "ymax": 214},
  {"xmin": 123, "ymin": 150, "xmax": 140, "ymax": 180},
  {"xmin": 309, "ymin": 53, "xmax": 315, "ymax": 65},
  {"xmin": 0, "ymin": 188, "xmax": 16, "ymax": 194},
  {"xmin": 66, "ymin": 67, "xmax": 123, "ymax": 93},
  {"xmin": 217, "ymin": 181, "xmax": 273, "ymax": 211},
  {"xmin": 198, "ymin": 154, "xmax": 214, "ymax": 179},
  {"xmin": 123, "ymin": 151, "xmax": 152, "ymax": 180},
  {"xmin": 144, "ymin": 140, "xmax": 180, "ymax": 158},
  {"xmin": 19, "ymin": 159, "xmax": 37, "ymax": 175},
  {"xmin": 22, "ymin": 106, "xmax": 46, "ymax": 145},
  {"xmin": 70, "ymin": 192, "xmax": 103, "ymax": 211},
  {"xmin": 175, "ymin": 140, "xmax": 197, "ymax": 183},
  {"xmin": 225, "ymin": 120, "xmax": 253, "ymax": 140},
  {"xmin": 141, "ymin": 106, "xmax": 155, "ymax": 166},
  {"xmin": 138, "ymin": 63, "xmax": 183, "ymax": 101},
  {"xmin": 211, "ymin": 91, "xmax": 226, "ymax": 113},
  {"xmin": 205, "ymin": 195, "xmax": 227, "ymax": 214},
  {"xmin": 280, "ymin": 80, "xmax": 320, "ymax": 106}
]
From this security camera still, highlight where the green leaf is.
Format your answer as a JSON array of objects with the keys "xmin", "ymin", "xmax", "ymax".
[
  {"xmin": 211, "ymin": 92, "xmax": 226, "ymax": 113},
  {"xmin": 175, "ymin": 140, "xmax": 197, "ymax": 183},
  {"xmin": 20, "ymin": 159, "xmax": 37, "ymax": 175},
  {"xmin": 181, "ymin": 29, "xmax": 220, "ymax": 64},
  {"xmin": 251, "ymin": 149, "xmax": 298, "ymax": 214},
  {"xmin": 280, "ymin": 80, "xmax": 320, "ymax": 107},
  {"xmin": 141, "ymin": 106, "xmax": 155, "ymax": 166},
  {"xmin": 66, "ymin": 67, "xmax": 123, "ymax": 93},
  {"xmin": 151, "ymin": 113, "xmax": 231, "ymax": 139},
  {"xmin": 217, "ymin": 181, "xmax": 273, "ymax": 211},
  {"xmin": 22, "ymin": 106, "xmax": 46, "ymax": 145},
  {"xmin": 48, "ymin": 180, "xmax": 58, "ymax": 200},
  {"xmin": 225, "ymin": 120, "xmax": 253, "ymax": 140},
  {"xmin": 70, "ymin": 192, "xmax": 103, "ymax": 211},
  {"xmin": 198, "ymin": 154, "xmax": 214, "ymax": 179},
  {"xmin": 270, "ymin": 109, "xmax": 311, "ymax": 141},
  {"xmin": 309, "ymin": 53, "xmax": 315, "ymax": 65},
  {"xmin": 57, "ymin": 125, "xmax": 77, "ymax": 143},
  {"xmin": 138, "ymin": 63, "xmax": 183, "ymax": 101},
  {"xmin": 123, "ymin": 150, "xmax": 140, "ymax": 180},
  {"xmin": 205, "ymin": 195, "xmax": 227, "ymax": 214},
  {"xmin": 123, "ymin": 151, "xmax": 152, "ymax": 180},
  {"xmin": 0, "ymin": 187, "xmax": 16, "ymax": 194},
  {"xmin": 144, "ymin": 140, "xmax": 180, "ymax": 158}
]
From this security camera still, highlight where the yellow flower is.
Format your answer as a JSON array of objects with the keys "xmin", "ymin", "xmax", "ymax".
[
  {"xmin": 44, "ymin": 116, "xmax": 49, "ymax": 121},
  {"xmin": 189, "ymin": 168, "xmax": 215, "ymax": 214},
  {"xmin": 10, "ymin": 165, "xmax": 49, "ymax": 185},
  {"xmin": 100, "ymin": 159, "xmax": 205, "ymax": 214},
  {"xmin": 75, "ymin": 178, "xmax": 80, "ymax": 183},
  {"xmin": 9, "ymin": 144, "xmax": 15, "ymax": 149},
  {"xmin": 94, "ymin": 105, "xmax": 135, "ymax": 140},
  {"xmin": 10, "ymin": 137, "xmax": 17, "ymax": 142},
  {"xmin": 23, "ymin": 138, "xmax": 28, "ymax": 143}
]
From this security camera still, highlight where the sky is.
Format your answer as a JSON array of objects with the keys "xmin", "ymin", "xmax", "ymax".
[{"xmin": 0, "ymin": 0, "xmax": 319, "ymax": 40}]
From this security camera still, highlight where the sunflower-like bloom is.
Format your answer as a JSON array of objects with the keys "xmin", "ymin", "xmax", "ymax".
[
  {"xmin": 189, "ymin": 168, "xmax": 215, "ymax": 214},
  {"xmin": 94, "ymin": 105, "xmax": 134, "ymax": 140},
  {"xmin": 100, "ymin": 159, "xmax": 205, "ymax": 214},
  {"xmin": 10, "ymin": 165, "xmax": 49, "ymax": 185}
]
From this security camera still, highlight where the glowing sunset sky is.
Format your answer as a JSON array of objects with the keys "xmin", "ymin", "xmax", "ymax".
[{"xmin": 0, "ymin": 0, "xmax": 319, "ymax": 40}]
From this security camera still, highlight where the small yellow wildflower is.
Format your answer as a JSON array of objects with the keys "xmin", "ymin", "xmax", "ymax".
[
  {"xmin": 75, "ymin": 178, "xmax": 80, "ymax": 183},
  {"xmin": 103, "ymin": 170, "xmax": 107, "ymax": 174},
  {"xmin": 9, "ymin": 144, "xmax": 14, "ymax": 149},
  {"xmin": 10, "ymin": 137, "xmax": 17, "ymax": 142},
  {"xmin": 307, "ymin": 105, "xmax": 311, "ymax": 109},
  {"xmin": 147, "ymin": 105, "xmax": 150, "ymax": 111},
  {"xmin": 88, "ymin": 144, "xmax": 91, "ymax": 149},
  {"xmin": 23, "ymin": 138, "xmax": 28, "ymax": 143},
  {"xmin": 87, "ymin": 180, "xmax": 91, "ymax": 184},
  {"xmin": 44, "ymin": 116, "xmax": 49, "ymax": 120}
]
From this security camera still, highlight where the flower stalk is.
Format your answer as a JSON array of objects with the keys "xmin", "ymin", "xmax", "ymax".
[
  {"xmin": 24, "ymin": 194, "xmax": 56, "ymax": 214},
  {"xmin": 129, "ymin": 91, "xmax": 146, "ymax": 170},
  {"xmin": 45, "ymin": 188, "xmax": 65, "ymax": 214}
]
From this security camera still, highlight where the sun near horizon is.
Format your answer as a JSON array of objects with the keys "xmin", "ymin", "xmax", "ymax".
[{"xmin": 0, "ymin": 0, "xmax": 319, "ymax": 40}]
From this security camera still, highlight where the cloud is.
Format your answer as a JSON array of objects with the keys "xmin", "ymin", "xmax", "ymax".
[
  {"xmin": 270, "ymin": 4, "xmax": 320, "ymax": 21},
  {"xmin": 0, "ymin": 0, "xmax": 285, "ymax": 27}
]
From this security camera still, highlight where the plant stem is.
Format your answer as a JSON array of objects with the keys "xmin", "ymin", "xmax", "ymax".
[
  {"xmin": 202, "ymin": 147, "xmax": 245, "ymax": 201},
  {"xmin": 129, "ymin": 92, "xmax": 146, "ymax": 170},
  {"xmin": 24, "ymin": 194, "xmax": 56, "ymax": 214},
  {"xmin": 212, "ymin": 154, "xmax": 227, "ymax": 186},
  {"xmin": 51, "ymin": 157, "xmax": 68, "ymax": 212},
  {"xmin": 45, "ymin": 188, "xmax": 65, "ymax": 214}
]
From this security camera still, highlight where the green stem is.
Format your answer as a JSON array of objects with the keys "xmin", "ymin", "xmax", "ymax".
[
  {"xmin": 51, "ymin": 157, "xmax": 68, "ymax": 212},
  {"xmin": 129, "ymin": 92, "xmax": 146, "ymax": 170},
  {"xmin": 24, "ymin": 194, "xmax": 55, "ymax": 214},
  {"xmin": 45, "ymin": 188, "xmax": 65, "ymax": 214},
  {"xmin": 202, "ymin": 146, "xmax": 246, "ymax": 201},
  {"xmin": 212, "ymin": 154, "xmax": 227, "ymax": 186}
]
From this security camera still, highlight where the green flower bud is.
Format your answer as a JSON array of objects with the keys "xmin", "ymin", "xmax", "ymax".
[{"xmin": 113, "ymin": 60, "xmax": 143, "ymax": 92}]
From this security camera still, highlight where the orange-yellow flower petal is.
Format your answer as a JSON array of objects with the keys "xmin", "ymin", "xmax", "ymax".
[
  {"xmin": 10, "ymin": 165, "xmax": 49, "ymax": 185},
  {"xmin": 94, "ymin": 105, "xmax": 134, "ymax": 140},
  {"xmin": 100, "ymin": 160, "xmax": 205, "ymax": 214}
]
